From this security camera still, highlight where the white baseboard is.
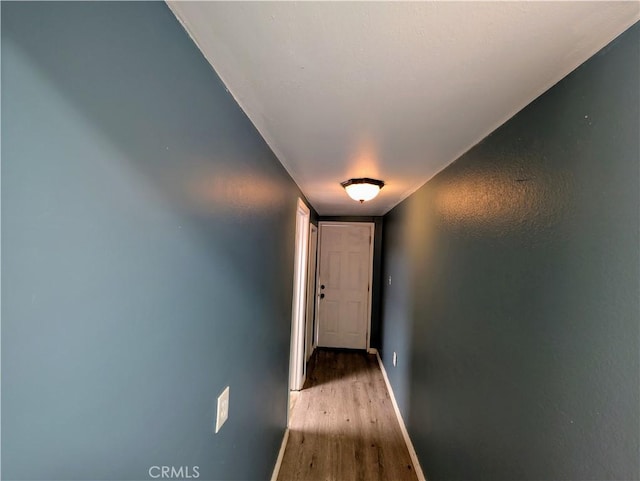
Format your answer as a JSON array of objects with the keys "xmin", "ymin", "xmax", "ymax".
[
  {"xmin": 376, "ymin": 352, "xmax": 427, "ymax": 481},
  {"xmin": 270, "ymin": 428, "xmax": 289, "ymax": 481},
  {"xmin": 367, "ymin": 347, "xmax": 378, "ymax": 355}
]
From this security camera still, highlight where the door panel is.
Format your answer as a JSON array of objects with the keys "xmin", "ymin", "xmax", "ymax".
[
  {"xmin": 317, "ymin": 223, "xmax": 373, "ymax": 350},
  {"xmin": 324, "ymin": 300, "xmax": 339, "ymax": 334},
  {"xmin": 347, "ymin": 252, "xmax": 363, "ymax": 288},
  {"xmin": 345, "ymin": 301, "xmax": 361, "ymax": 334},
  {"xmin": 328, "ymin": 252, "xmax": 341, "ymax": 288}
]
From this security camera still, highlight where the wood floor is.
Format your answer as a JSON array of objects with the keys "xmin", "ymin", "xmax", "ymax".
[{"xmin": 277, "ymin": 349, "xmax": 419, "ymax": 481}]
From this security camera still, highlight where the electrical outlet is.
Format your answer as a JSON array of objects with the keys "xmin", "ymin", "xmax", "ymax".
[
  {"xmin": 393, "ymin": 352, "xmax": 397, "ymax": 367},
  {"xmin": 215, "ymin": 386, "xmax": 230, "ymax": 433}
]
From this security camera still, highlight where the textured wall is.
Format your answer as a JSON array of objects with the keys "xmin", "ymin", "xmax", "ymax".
[
  {"xmin": 380, "ymin": 23, "xmax": 639, "ymax": 481},
  {"xmin": 2, "ymin": 3, "xmax": 310, "ymax": 480}
]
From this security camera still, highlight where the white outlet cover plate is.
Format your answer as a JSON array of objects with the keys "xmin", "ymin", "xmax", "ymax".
[{"xmin": 215, "ymin": 386, "xmax": 230, "ymax": 433}]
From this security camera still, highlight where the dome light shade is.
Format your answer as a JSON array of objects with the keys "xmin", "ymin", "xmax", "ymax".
[{"xmin": 341, "ymin": 178, "xmax": 385, "ymax": 203}]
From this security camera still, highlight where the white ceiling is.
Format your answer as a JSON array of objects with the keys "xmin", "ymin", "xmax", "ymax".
[{"xmin": 168, "ymin": 1, "xmax": 639, "ymax": 216}]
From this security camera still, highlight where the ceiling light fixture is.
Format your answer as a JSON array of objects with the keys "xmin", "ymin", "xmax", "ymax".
[{"xmin": 341, "ymin": 178, "xmax": 385, "ymax": 203}]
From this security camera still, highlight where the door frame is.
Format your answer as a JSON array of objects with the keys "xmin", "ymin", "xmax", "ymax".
[
  {"xmin": 315, "ymin": 221, "xmax": 375, "ymax": 351},
  {"xmin": 289, "ymin": 199, "xmax": 310, "ymax": 393},
  {"xmin": 305, "ymin": 224, "xmax": 319, "ymax": 363}
]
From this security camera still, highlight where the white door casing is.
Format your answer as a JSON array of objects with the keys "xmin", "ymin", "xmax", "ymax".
[
  {"xmin": 316, "ymin": 222, "xmax": 374, "ymax": 350},
  {"xmin": 305, "ymin": 224, "xmax": 318, "ymax": 363},
  {"xmin": 289, "ymin": 199, "xmax": 310, "ymax": 393}
]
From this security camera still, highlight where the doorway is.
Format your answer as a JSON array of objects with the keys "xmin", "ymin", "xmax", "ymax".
[{"xmin": 316, "ymin": 222, "xmax": 374, "ymax": 350}]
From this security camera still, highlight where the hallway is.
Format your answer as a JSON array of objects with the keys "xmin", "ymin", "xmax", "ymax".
[
  {"xmin": 3, "ymin": 3, "xmax": 638, "ymax": 480},
  {"xmin": 277, "ymin": 349, "xmax": 418, "ymax": 481}
]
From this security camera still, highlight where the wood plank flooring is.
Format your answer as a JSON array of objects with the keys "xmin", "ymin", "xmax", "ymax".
[{"xmin": 277, "ymin": 349, "xmax": 419, "ymax": 481}]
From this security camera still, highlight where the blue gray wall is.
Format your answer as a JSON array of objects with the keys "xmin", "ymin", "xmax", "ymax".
[
  {"xmin": 2, "ymin": 2, "xmax": 311, "ymax": 480},
  {"xmin": 380, "ymin": 23, "xmax": 639, "ymax": 481}
]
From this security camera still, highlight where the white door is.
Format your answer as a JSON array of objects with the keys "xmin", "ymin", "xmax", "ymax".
[
  {"xmin": 305, "ymin": 224, "xmax": 318, "ymax": 363},
  {"xmin": 316, "ymin": 222, "xmax": 373, "ymax": 350}
]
